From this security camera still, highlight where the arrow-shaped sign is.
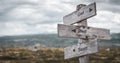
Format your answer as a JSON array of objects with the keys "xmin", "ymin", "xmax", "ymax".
[
  {"xmin": 64, "ymin": 38, "xmax": 98, "ymax": 59},
  {"xmin": 63, "ymin": 2, "xmax": 96, "ymax": 25},
  {"xmin": 58, "ymin": 24, "xmax": 111, "ymax": 40}
]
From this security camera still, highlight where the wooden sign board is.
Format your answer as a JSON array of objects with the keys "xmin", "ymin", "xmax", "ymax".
[
  {"xmin": 64, "ymin": 39, "xmax": 98, "ymax": 59},
  {"xmin": 58, "ymin": 24, "xmax": 111, "ymax": 40},
  {"xmin": 63, "ymin": 2, "xmax": 96, "ymax": 25}
]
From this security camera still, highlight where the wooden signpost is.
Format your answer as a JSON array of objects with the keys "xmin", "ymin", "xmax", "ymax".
[{"xmin": 57, "ymin": 2, "xmax": 111, "ymax": 63}]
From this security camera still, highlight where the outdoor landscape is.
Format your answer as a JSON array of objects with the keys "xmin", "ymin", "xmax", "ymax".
[
  {"xmin": 0, "ymin": 33, "xmax": 120, "ymax": 63},
  {"xmin": 0, "ymin": 0, "xmax": 120, "ymax": 63}
]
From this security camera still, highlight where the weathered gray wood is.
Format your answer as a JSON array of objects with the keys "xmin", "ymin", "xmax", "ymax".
[
  {"xmin": 76, "ymin": 20, "xmax": 87, "ymax": 26},
  {"xmin": 76, "ymin": 4, "xmax": 86, "ymax": 11},
  {"xmin": 58, "ymin": 24, "xmax": 78, "ymax": 38},
  {"xmin": 58, "ymin": 24, "xmax": 111, "ymax": 40},
  {"xmin": 79, "ymin": 56, "xmax": 89, "ymax": 63},
  {"xmin": 63, "ymin": 2, "xmax": 96, "ymax": 25},
  {"xmin": 64, "ymin": 38, "xmax": 98, "ymax": 59},
  {"xmin": 77, "ymin": 5, "xmax": 89, "ymax": 63},
  {"xmin": 78, "ymin": 40, "xmax": 89, "ymax": 63}
]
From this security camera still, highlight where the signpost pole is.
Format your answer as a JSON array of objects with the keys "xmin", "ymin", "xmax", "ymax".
[
  {"xmin": 79, "ymin": 56, "xmax": 89, "ymax": 63},
  {"xmin": 78, "ymin": 39, "xmax": 89, "ymax": 63},
  {"xmin": 77, "ymin": 23, "xmax": 89, "ymax": 63},
  {"xmin": 76, "ymin": 4, "xmax": 89, "ymax": 63}
]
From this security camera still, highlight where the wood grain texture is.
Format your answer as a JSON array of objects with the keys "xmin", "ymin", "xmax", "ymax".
[
  {"xmin": 79, "ymin": 56, "xmax": 89, "ymax": 63},
  {"xmin": 58, "ymin": 24, "xmax": 111, "ymax": 40},
  {"xmin": 64, "ymin": 39, "xmax": 98, "ymax": 59},
  {"xmin": 63, "ymin": 2, "xmax": 96, "ymax": 25}
]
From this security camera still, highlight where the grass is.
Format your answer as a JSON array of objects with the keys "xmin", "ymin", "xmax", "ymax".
[{"xmin": 0, "ymin": 47, "xmax": 120, "ymax": 63}]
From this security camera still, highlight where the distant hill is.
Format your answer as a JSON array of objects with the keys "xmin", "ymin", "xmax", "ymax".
[
  {"xmin": 111, "ymin": 33, "xmax": 120, "ymax": 39},
  {"xmin": 0, "ymin": 34, "xmax": 78, "ymax": 47},
  {"xmin": 0, "ymin": 33, "xmax": 120, "ymax": 47},
  {"xmin": 99, "ymin": 33, "xmax": 120, "ymax": 47}
]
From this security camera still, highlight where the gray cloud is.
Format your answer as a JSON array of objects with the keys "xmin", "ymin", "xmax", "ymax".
[
  {"xmin": 0, "ymin": 0, "xmax": 120, "ymax": 36},
  {"xmin": 108, "ymin": 0, "xmax": 120, "ymax": 5},
  {"xmin": 0, "ymin": 0, "xmax": 38, "ymax": 22}
]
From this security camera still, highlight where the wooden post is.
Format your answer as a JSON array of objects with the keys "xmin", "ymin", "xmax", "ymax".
[
  {"xmin": 78, "ymin": 39, "xmax": 89, "ymax": 63},
  {"xmin": 76, "ymin": 4, "xmax": 89, "ymax": 63},
  {"xmin": 79, "ymin": 56, "xmax": 89, "ymax": 63}
]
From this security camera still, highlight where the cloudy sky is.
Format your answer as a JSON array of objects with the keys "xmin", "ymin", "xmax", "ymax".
[{"xmin": 0, "ymin": 0, "xmax": 120, "ymax": 36}]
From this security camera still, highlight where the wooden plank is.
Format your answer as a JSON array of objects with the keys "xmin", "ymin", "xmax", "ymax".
[
  {"xmin": 63, "ymin": 2, "xmax": 96, "ymax": 25},
  {"xmin": 58, "ymin": 24, "xmax": 111, "ymax": 40},
  {"xmin": 77, "ymin": 20, "xmax": 87, "ymax": 26},
  {"xmin": 64, "ymin": 39, "xmax": 98, "ymax": 59},
  {"xmin": 58, "ymin": 24, "xmax": 78, "ymax": 38},
  {"xmin": 86, "ymin": 27, "xmax": 111, "ymax": 40}
]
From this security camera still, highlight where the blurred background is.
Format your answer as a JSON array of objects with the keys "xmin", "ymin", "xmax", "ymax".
[{"xmin": 0, "ymin": 0, "xmax": 120, "ymax": 63}]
